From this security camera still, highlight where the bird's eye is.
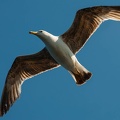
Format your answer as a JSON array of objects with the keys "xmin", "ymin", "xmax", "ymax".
[{"xmin": 40, "ymin": 31, "xmax": 43, "ymax": 33}]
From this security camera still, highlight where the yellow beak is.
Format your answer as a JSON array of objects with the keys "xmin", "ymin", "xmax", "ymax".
[{"xmin": 29, "ymin": 31, "xmax": 38, "ymax": 35}]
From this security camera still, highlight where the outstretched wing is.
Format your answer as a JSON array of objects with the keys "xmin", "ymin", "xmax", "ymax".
[
  {"xmin": 0, "ymin": 47, "xmax": 59, "ymax": 116},
  {"xmin": 61, "ymin": 6, "xmax": 120, "ymax": 54}
]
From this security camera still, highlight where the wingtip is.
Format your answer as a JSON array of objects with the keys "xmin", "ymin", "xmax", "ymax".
[
  {"xmin": 0, "ymin": 104, "xmax": 8, "ymax": 117},
  {"xmin": 0, "ymin": 106, "xmax": 3, "ymax": 117}
]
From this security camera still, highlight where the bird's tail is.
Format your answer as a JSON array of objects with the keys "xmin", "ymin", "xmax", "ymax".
[{"xmin": 69, "ymin": 61, "xmax": 92, "ymax": 85}]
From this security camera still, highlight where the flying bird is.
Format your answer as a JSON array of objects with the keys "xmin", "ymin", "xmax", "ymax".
[{"xmin": 1, "ymin": 6, "xmax": 120, "ymax": 116}]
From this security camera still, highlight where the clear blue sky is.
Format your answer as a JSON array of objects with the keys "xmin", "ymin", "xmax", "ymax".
[{"xmin": 0, "ymin": 0, "xmax": 120, "ymax": 120}]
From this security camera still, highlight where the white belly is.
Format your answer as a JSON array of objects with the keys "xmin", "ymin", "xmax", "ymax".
[{"xmin": 46, "ymin": 37, "xmax": 76, "ymax": 71}]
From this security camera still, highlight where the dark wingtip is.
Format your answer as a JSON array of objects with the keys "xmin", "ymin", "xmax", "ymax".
[{"xmin": 0, "ymin": 107, "xmax": 3, "ymax": 117}]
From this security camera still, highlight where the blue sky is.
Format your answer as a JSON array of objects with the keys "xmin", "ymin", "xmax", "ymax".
[{"xmin": 0, "ymin": 0, "xmax": 120, "ymax": 120}]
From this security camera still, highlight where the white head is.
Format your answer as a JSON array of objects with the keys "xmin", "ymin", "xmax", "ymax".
[{"xmin": 29, "ymin": 30, "xmax": 57, "ymax": 44}]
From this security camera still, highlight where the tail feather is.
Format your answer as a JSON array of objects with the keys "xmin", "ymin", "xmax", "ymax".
[
  {"xmin": 70, "ymin": 71, "xmax": 92, "ymax": 85},
  {"xmin": 69, "ymin": 58, "xmax": 92, "ymax": 85}
]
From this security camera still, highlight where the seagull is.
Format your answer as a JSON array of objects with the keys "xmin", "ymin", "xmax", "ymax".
[{"xmin": 1, "ymin": 6, "xmax": 120, "ymax": 116}]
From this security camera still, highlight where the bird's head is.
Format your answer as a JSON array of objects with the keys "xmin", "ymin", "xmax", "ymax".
[
  {"xmin": 29, "ymin": 30, "xmax": 58, "ymax": 45},
  {"xmin": 29, "ymin": 30, "xmax": 58, "ymax": 43},
  {"xmin": 29, "ymin": 30, "xmax": 49, "ymax": 40}
]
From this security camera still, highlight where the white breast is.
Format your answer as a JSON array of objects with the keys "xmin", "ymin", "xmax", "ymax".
[{"xmin": 45, "ymin": 36, "xmax": 76, "ymax": 71}]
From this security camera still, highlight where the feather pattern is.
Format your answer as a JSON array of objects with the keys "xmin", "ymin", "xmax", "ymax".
[
  {"xmin": 62, "ymin": 6, "xmax": 120, "ymax": 53},
  {"xmin": 0, "ymin": 48, "xmax": 59, "ymax": 116}
]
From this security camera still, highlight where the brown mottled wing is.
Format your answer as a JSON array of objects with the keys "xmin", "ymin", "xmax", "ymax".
[
  {"xmin": 0, "ymin": 47, "xmax": 59, "ymax": 116},
  {"xmin": 61, "ymin": 6, "xmax": 120, "ymax": 54}
]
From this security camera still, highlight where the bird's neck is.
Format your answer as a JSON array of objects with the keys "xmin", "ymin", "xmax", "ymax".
[{"xmin": 39, "ymin": 34, "xmax": 59, "ymax": 46}]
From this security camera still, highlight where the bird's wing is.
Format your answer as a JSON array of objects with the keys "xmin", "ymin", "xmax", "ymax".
[
  {"xmin": 0, "ymin": 47, "xmax": 59, "ymax": 116},
  {"xmin": 61, "ymin": 6, "xmax": 120, "ymax": 54}
]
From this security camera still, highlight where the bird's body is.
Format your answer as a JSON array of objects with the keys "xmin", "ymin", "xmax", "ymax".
[
  {"xmin": 45, "ymin": 35, "xmax": 74, "ymax": 70},
  {"xmin": 34, "ymin": 31, "xmax": 91, "ymax": 84},
  {"xmin": 1, "ymin": 6, "xmax": 120, "ymax": 116}
]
